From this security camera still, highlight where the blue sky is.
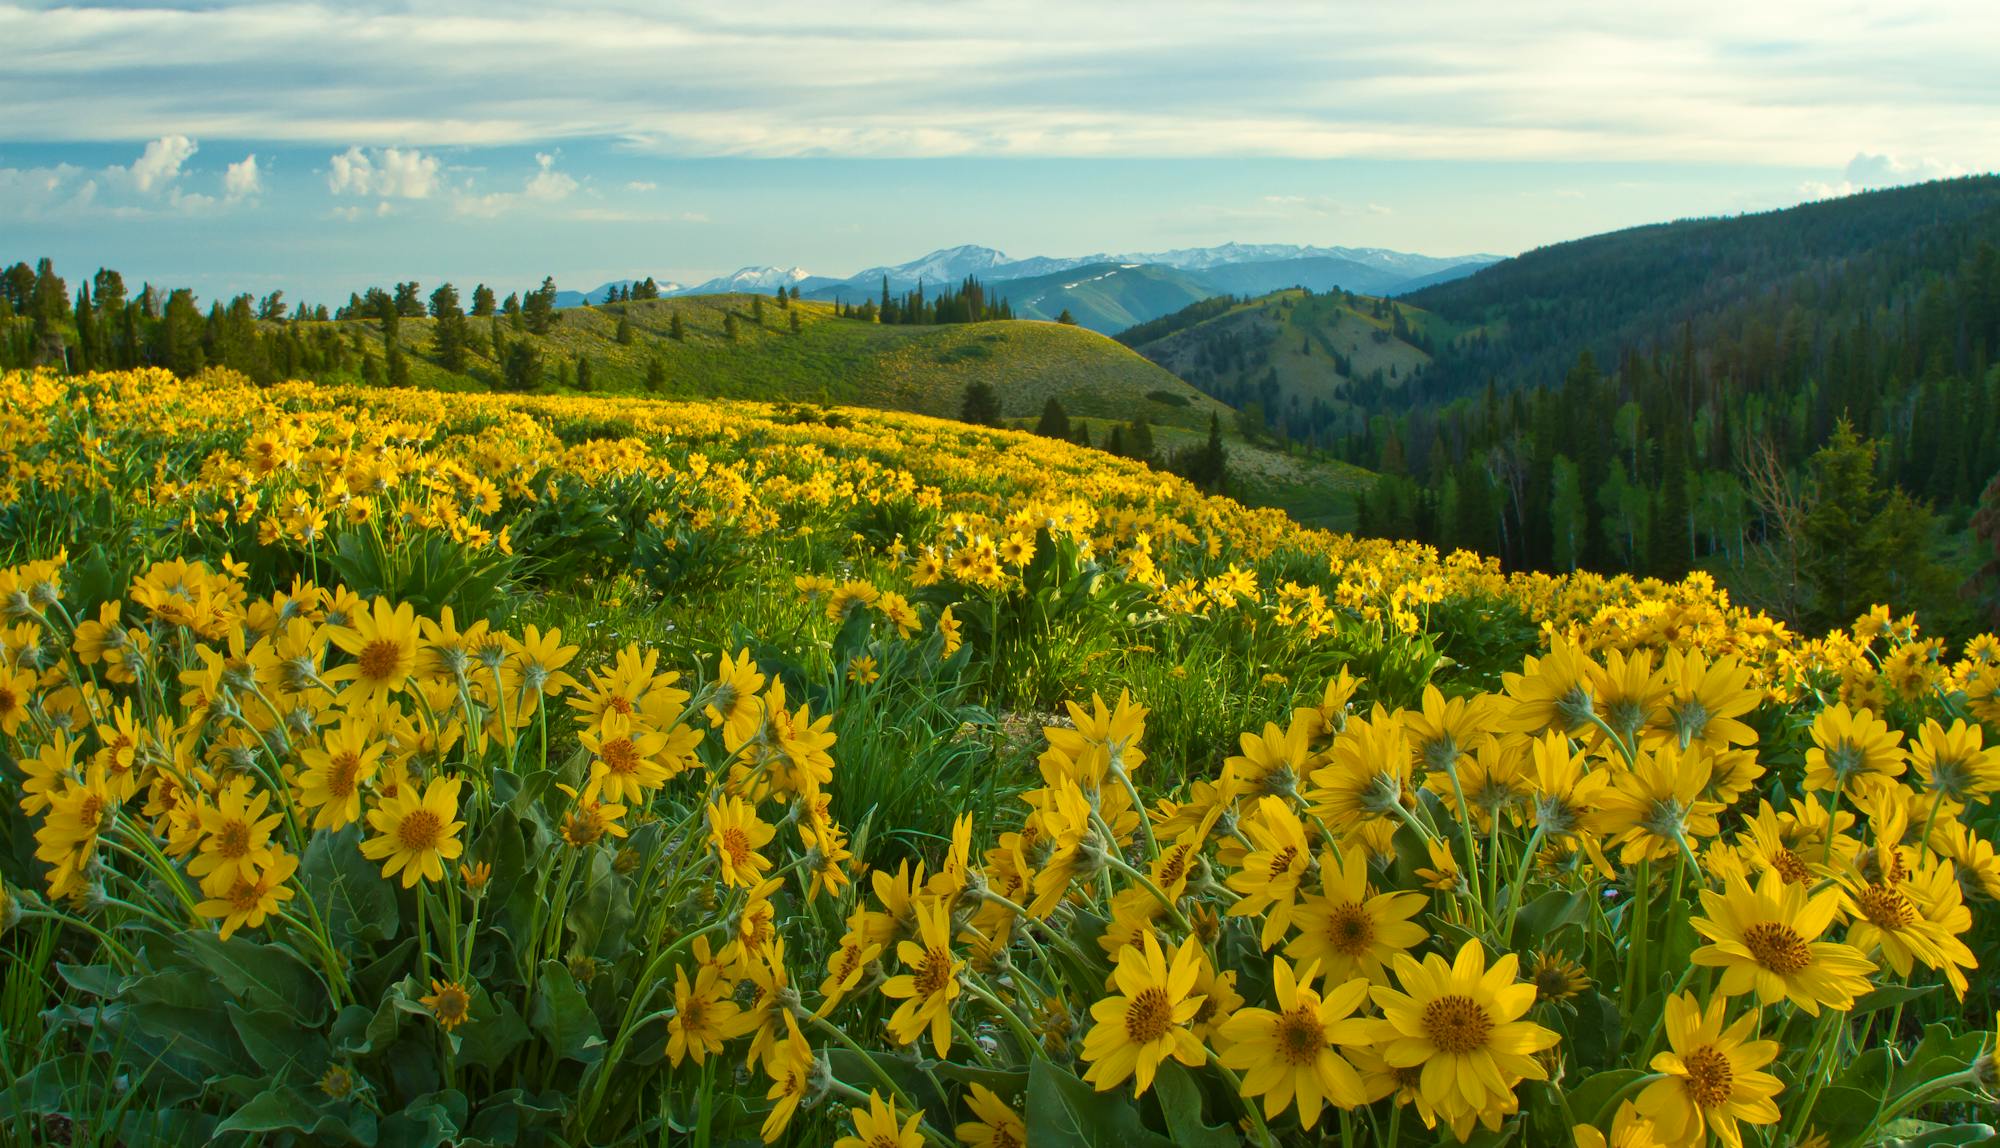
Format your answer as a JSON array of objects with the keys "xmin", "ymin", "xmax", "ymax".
[{"xmin": 4, "ymin": 1, "xmax": 1996, "ymax": 304}]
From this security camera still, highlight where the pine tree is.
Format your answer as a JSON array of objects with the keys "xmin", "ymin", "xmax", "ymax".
[
  {"xmin": 523, "ymin": 277, "xmax": 557, "ymax": 334},
  {"xmin": 1126, "ymin": 417, "xmax": 1156, "ymax": 463},
  {"xmin": 1035, "ymin": 396, "xmax": 1070, "ymax": 438},
  {"xmin": 670, "ymin": 312, "xmax": 685, "ymax": 341},
  {"xmin": 72, "ymin": 282, "xmax": 94, "ymax": 372},
  {"xmin": 752, "ymin": 295, "xmax": 764, "ymax": 324},
  {"xmin": 645, "ymin": 357, "xmax": 666, "ymax": 392},
  {"xmin": 724, "ymin": 313, "xmax": 739, "ymax": 343},
  {"xmin": 472, "ymin": 284, "xmax": 497, "ymax": 316},
  {"xmin": 575, "ymin": 354, "xmax": 593, "ymax": 392},
  {"xmin": 1056, "ymin": 309, "xmax": 1078, "ymax": 326},
  {"xmin": 960, "ymin": 381, "xmax": 1002, "ymax": 426},
  {"xmin": 616, "ymin": 314, "xmax": 634, "ymax": 345},
  {"xmin": 386, "ymin": 342, "xmax": 410, "ymax": 388},
  {"xmin": 789, "ymin": 311, "xmax": 802, "ymax": 335}
]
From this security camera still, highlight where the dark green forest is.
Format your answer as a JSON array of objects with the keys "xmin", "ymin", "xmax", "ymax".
[{"xmin": 1339, "ymin": 177, "xmax": 2000, "ymax": 634}]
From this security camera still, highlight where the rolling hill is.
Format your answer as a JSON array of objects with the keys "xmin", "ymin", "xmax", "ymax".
[
  {"xmin": 342, "ymin": 295, "xmax": 1234, "ymax": 430},
  {"xmin": 1119, "ymin": 288, "xmax": 1450, "ymax": 443},
  {"xmin": 239, "ymin": 294, "xmax": 1376, "ymax": 528}
]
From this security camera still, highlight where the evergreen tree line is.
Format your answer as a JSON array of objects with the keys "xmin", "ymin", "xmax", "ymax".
[{"xmin": 834, "ymin": 276, "xmax": 1015, "ymax": 325}]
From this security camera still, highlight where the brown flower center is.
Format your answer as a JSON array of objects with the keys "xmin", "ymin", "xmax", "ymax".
[
  {"xmin": 1771, "ymin": 848, "xmax": 1812, "ymax": 885},
  {"xmin": 327, "ymin": 752, "xmax": 361, "ymax": 798},
  {"xmin": 913, "ymin": 947, "xmax": 955, "ymax": 996},
  {"xmin": 1682, "ymin": 1044, "xmax": 1735, "ymax": 1108},
  {"xmin": 227, "ymin": 879, "xmax": 264, "ymax": 911},
  {"xmin": 721, "ymin": 827, "xmax": 753, "ymax": 868},
  {"xmin": 1275, "ymin": 1005, "xmax": 1325, "ymax": 1064},
  {"xmin": 601, "ymin": 737, "xmax": 641, "ymax": 775},
  {"xmin": 215, "ymin": 819, "xmax": 250, "ymax": 858},
  {"xmin": 1742, "ymin": 921, "xmax": 1813, "ymax": 975},
  {"xmin": 1857, "ymin": 882, "xmax": 1918, "ymax": 929},
  {"xmin": 357, "ymin": 638, "xmax": 404, "ymax": 682},
  {"xmin": 1421, "ymin": 994, "xmax": 1492, "ymax": 1055},
  {"xmin": 398, "ymin": 809, "xmax": 443, "ymax": 851},
  {"xmin": 1325, "ymin": 903, "xmax": 1375, "ymax": 954},
  {"xmin": 1267, "ymin": 845, "xmax": 1300, "ymax": 879},
  {"xmin": 1124, "ymin": 986, "xmax": 1174, "ymax": 1044}
]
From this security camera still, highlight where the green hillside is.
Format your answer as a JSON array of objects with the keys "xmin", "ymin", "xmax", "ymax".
[
  {"xmin": 988, "ymin": 263, "xmax": 1214, "ymax": 332},
  {"xmin": 309, "ymin": 294, "xmax": 1234, "ymax": 430},
  {"xmin": 1122, "ymin": 289, "xmax": 1455, "ymax": 442}
]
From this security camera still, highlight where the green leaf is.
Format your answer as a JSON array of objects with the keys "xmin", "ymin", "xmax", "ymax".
[
  {"xmin": 530, "ymin": 960, "xmax": 605, "ymax": 1063},
  {"xmin": 213, "ymin": 1086, "xmax": 377, "ymax": 1144},
  {"xmin": 1566, "ymin": 1067, "xmax": 1647, "ymax": 1129},
  {"xmin": 1883, "ymin": 1122, "xmax": 1998, "ymax": 1147},
  {"xmin": 1812, "ymin": 1084, "xmax": 1888, "ymax": 1147},
  {"xmin": 1153, "ymin": 1061, "xmax": 1237, "ymax": 1148},
  {"xmin": 1851, "ymin": 983, "xmax": 1943, "ymax": 1016},
  {"xmin": 303, "ymin": 823, "xmax": 400, "ymax": 946},
  {"xmin": 108, "ymin": 1000, "xmax": 252, "ymax": 1084},
  {"xmin": 1023, "ymin": 1057, "xmax": 1177, "ymax": 1148},
  {"xmin": 56, "ymin": 962, "xmax": 124, "ymax": 999},
  {"xmin": 177, "ymin": 930, "xmax": 331, "ymax": 1025},
  {"xmin": 455, "ymin": 985, "xmax": 531, "ymax": 1072},
  {"xmin": 1513, "ymin": 889, "xmax": 1587, "ymax": 941},
  {"xmin": 227, "ymin": 1001, "xmax": 331, "ymax": 1078},
  {"xmin": 567, "ymin": 847, "xmax": 634, "ymax": 960}
]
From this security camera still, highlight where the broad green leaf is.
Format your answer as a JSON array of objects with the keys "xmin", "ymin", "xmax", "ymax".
[
  {"xmin": 177, "ymin": 930, "xmax": 331, "ymax": 1025},
  {"xmin": 1883, "ymin": 1121, "xmax": 1998, "ymax": 1147},
  {"xmin": 227, "ymin": 1001, "xmax": 331, "ymax": 1078},
  {"xmin": 1566, "ymin": 1067, "xmax": 1647, "ymax": 1129},
  {"xmin": 213, "ymin": 1086, "xmax": 376, "ymax": 1144},
  {"xmin": 304, "ymin": 821, "xmax": 399, "ymax": 947},
  {"xmin": 455, "ymin": 985, "xmax": 531, "ymax": 1072},
  {"xmin": 1023, "ymin": 1057, "xmax": 1177, "ymax": 1148},
  {"xmin": 1851, "ymin": 983, "xmax": 1943, "ymax": 1016},
  {"xmin": 1153, "ymin": 1060, "xmax": 1237, "ymax": 1148},
  {"xmin": 531, "ymin": 960, "xmax": 605, "ymax": 1063}
]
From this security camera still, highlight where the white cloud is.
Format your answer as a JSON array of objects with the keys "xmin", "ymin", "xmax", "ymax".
[
  {"xmin": 4, "ymin": 3, "xmax": 1996, "ymax": 168},
  {"xmin": 524, "ymin": 152, "xmax": 577, "ymax": 201},
  {"xmin": 224, "ymin": 153, "xmax": 261, "ymax": 200},
  {"xmin": 327, "ymin": 146, "xmax": 440, "ymax": 198},
  {"xmin": 624, "ymin": 179, "xmax": 658, "ymax": 191},
  {"xmin": 127, "ymin": 134, "xmax": 196, "ymax": 193},
  {"xmin": 1801, "ymin": 152, "xmax": 1970, "ymax": 200}
]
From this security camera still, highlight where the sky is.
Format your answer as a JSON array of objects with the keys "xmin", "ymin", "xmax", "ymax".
[{"xmin": 4, "ymin": 0, "xmax": 1996, "ymax": 305}]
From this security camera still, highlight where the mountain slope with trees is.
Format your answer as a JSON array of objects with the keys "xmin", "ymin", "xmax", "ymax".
[{"xmin": 1333, "ymin": 175, "xmax": 2000, "ymax": 634}]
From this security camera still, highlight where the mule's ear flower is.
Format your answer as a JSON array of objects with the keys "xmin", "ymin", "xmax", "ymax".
[
  {"xmin": 1367, "ymin": 939, "xmax": 1559, "ymax": 1124},
  {"xmin": 1079, "ymin": 932, "xmax": 1207, "ymax": 1096},
  {"xmin": 1637, "ymin": 993, "xmax": 1783, "ymax": 1148}
]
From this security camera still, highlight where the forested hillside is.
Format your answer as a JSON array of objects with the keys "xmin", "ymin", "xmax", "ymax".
[
  {"xmin": 1335, "ymin": 177, "xmax": 2000, "ymax": 633},
  {"xmin": 1121, "ymin": 288, "xmax": 1443, "ymax": 445}
]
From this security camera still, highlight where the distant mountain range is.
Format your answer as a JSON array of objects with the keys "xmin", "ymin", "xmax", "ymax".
[{"xmin": 555, "ymin": 242, "xmax": 1503, "ymax": 331}]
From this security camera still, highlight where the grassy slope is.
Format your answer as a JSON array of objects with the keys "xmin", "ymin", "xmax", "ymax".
[
  {"xmin": 1127, "ymin": 289, "xmax": 1459, "ymax": 410},
  {"xmin": 985, "ymin": 264, "xmax": 1215, "ymax": 333},
  {"xmin": 323, "ymin": 294, "xmax": 1231, "ymax": 431}
]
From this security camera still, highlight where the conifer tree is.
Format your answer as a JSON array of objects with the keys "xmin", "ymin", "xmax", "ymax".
[
  {"xmin": 1035, "ymin": 396, "xmax": 1070, "ymax": 439},
  {"xmin": 960, "ymin": 381, "xmax": 1002, "ymax": 426}
]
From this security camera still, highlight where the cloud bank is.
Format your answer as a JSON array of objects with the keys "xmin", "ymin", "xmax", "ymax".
[{"xmin": 3, "ymin": 1, "xmax": 1995, "ymax": 171}]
